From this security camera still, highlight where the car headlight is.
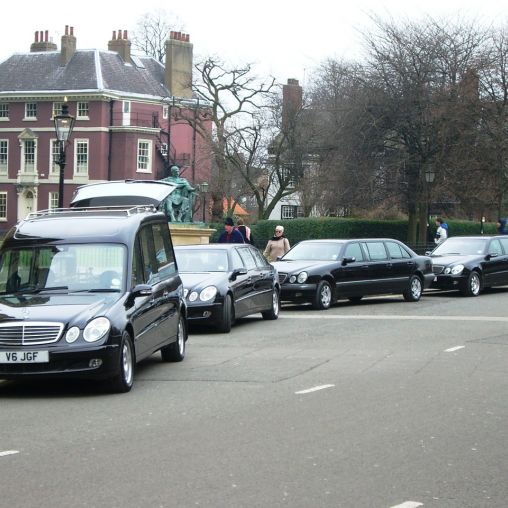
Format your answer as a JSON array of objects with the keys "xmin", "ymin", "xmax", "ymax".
[
  {"xmin": 445, "ymin": 264, "xmax": 464, "ymax": 275},
  {"xmin": 188, "ymin": 291, "xmax": 198, "ymax": 302},
  {"xmin": 83, "ymin": 317, "xmax": 111, "ymax": 343},
  {"xmin": 199, "ymin": 286, "xmax": 217, "ymax": 302},
  {"xmin": 289, "ymin": 275, "xmax": 296, "ymax": 283},
  {"xmin": 65, "ymin": 326, "xmax": 80, "ymax": 343},
  {"xmin": 297, "ymin": 272, "xmax": 308, "ymax": 283}
]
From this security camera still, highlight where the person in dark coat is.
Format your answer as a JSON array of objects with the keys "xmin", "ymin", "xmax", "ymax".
[
  {"xmin": 496, "ymin": 218, "xmax": 507, "ymax": 234},
  {"xmin": 218, "ymin": 217, "xmax": 245, "ymax": 243},
  {"xmin": 236, "ymin": 218, "xmax": 254, "ymax": 245}
]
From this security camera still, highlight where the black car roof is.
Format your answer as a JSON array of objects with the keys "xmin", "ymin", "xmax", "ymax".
[
  {"xmin": 175, "ymin": 244, "xmax": 252, "ymax": 250},
  {"xmin": 3, "ymin": 207, "xmax": 166, "ymax": 247}
]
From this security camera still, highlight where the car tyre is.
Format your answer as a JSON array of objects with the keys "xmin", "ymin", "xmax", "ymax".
[
  {"xmin": 217, "ymin": 293, "xmax": 233, "ymax": 333},
  {"xmin": 403, "ymin": 275, "xmax": 423, "ymax": 302},
  {"xmin": 460, "ymin": 271, "xmax": 481, "ymax": 297},
  {"xmin": 109, "ymin": 331, "xmax": 135, "ymax": 393},
  {"xmin": 161, "ymin": 314, "xmax": 186, "ymax": 362},
  {"xmin": 312, "ymin": 280, "xmax": 333, "ymax": 310},
  {"xmin": 262, "ymin": 288, "xmax": 280, "ymax": 320}
]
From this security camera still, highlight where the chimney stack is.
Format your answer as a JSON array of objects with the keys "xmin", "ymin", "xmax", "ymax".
[
  {"xmin": 60, "ymin": 25, "xmax": 76, "ymax": 66},
  {"xmin": 108, "ymin": 29, "xmax": 131, "ymax": 63},
  {"xmin": 282, "ymin": 78, "xmax": 303, "ymax": 131},
  {"xmin": 165, "ymin": 31, "xmax": 193, "ymax": 98},
  {"xmin": 30, "ymin": 29, "xmax": 57, "ymax": 52}
]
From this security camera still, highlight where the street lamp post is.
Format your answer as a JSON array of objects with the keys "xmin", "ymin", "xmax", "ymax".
[
  {"xmin": 424, "ymin": 165, "xmax": 436, "ymax": 246},
  {"xmin": 53, "ymin": 101, "xmax": 75, "ymax": 208}
]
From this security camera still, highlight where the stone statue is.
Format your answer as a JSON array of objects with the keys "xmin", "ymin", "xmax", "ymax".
[{"xmin": 160, "ymin": 165, "xmax": 197, "ymax": 223}]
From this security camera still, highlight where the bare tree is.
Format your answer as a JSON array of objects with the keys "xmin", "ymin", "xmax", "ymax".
[{"xmin": 131, "ymin": 10, "xmax": 183, "ymax": 63}]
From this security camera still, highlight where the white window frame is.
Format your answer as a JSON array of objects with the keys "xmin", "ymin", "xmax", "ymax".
[
  {"xmin": 48, "ymin": 192, "xmax": 59, "ymax": 210},
  {"xmin": 0, "ymin": 104, "xmax": 9, "ymax": 121},
  {"xmin": 24, "ymin": 102, "xmax": 37, "ymax": 120},
  {"xmin": 74, "ymin": 139, "xmax": 89, "ymax": 175},
  {"xmin": 77, "ymin": 101, "xmax": 89, "ymax": 119},
  {"xmin": 52, "ymin": 102, "xmax": 64, "ymax": 118},
  {"xmin": 137, "ymin": 139, "xmax": 152, "ymax": 173},
  {"xmin": 0, "ymin": 140, "xmax": 7, "ymax": 174},
  {"xmin": 22, "ymin": 139, "xmax": 37, "ymax": 173},
  {"xmin": 162, "ymin": 105, "xmax": 169, "ymax": 119},
  {"xmin": 50, "ymin": 139, "xmax": 60, "ymax": 175},
  {"xmin": 0, "ymin": 192, "xmax": 7, "ymax": 221}
]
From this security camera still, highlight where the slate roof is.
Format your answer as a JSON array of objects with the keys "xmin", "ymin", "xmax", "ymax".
[{"xmin": 0, "ymin": 50, "xmax": 170, "ymax": 98}]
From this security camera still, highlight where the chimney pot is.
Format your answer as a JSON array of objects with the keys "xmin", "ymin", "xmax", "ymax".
[
  {"xmin": 35, "ymin": 31, "xmax": 39, "ymax": 43},
  {"xmin": 123, "ymin": 30, "xmax": 128, "ymax": 39},
  {"xmin": 70, "ymin": 26, "xmax": 74, "ymax": 36},
  {"xmin": 45, "ymin": 30, "xmax": 49, "ymax": 42},
  {"xmin": 118, "ymin": 29, "xmax": 122, "ymax": 39},
  {"xmin": 65, "ymin": 25, "xmax": 69, "ymax": 35}
]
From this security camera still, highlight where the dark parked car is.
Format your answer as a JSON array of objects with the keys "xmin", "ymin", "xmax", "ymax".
[
  {"xmin": 0, "ymin": 181, "xmax": 186, "ymax": 393},
  {"xmin": 429, "ymin": 235, "xmax": 508, "ymax": 296},
  {"xmin": 271, "ymin": 238, "xmax": 434, "ymax": 310},
  {"xmin": 174, "ymin": 244, "xmax": 280, "ymax": 332}
]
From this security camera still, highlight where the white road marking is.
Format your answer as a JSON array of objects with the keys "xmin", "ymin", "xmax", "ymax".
[
  {"xmin": 280, "ymin": 314, "xmax": 508, "ymax": 322},
  {"xmin": 0, "ymin": 450, "xmax": 19, "ymax": 457},
  {"xmin": 390, "ymin": 502, "xmax": 423, "ymax": 508},
  {"xmin": 445, "ymin": 345, "xmax": 465, "ymax": 352},
  {"xmin": 295, "ymin": 384, "xmax": 335, "ymax": 394}
]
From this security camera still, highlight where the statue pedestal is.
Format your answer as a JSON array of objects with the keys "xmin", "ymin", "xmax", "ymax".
[{"xmin": 169, "ymin": 223, "xmax": 216, "ymax": 245}]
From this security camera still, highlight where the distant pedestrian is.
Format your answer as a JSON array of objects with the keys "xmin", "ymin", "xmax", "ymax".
[
  {"xmin": 218, "ymin": 217, "xmax": 245, "ymax": 243},
  {"xmin": 263, "ymin": 225, "xmax": 290, "ymax": 262},
  {"xmin": 497, "ymin": 218, "xmax": 507, "ymax": 234},
  {"xmin": 434, "ymin": 217, "xmax": 448, "ymax": 245},
  {"xmin": 237, "ymin": 218, "xmax": 254, "ymax": 245}
]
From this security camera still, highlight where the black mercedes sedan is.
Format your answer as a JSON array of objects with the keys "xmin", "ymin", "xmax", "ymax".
[
  {"xmin": 174, "ymin": 244, "xmax": 280, "ymax": 332},
  {"xmin": 429, "ymin": 235, "xmax": 508, "ymax": 296},
  {"xmin": 271, "ymin": 239, "xmax": 434, "ymax": 310}
]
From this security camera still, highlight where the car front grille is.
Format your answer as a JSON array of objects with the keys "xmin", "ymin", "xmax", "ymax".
[
  {"xmin": 432, "ymin": 265, "xmax": 445, "ymax": 275},
  {"xmin": 278, "ymin": 272, "xmax": 288, "ymax": 284},
  {"xmin": 0, "ymin": 322, "xmax": 64, "ymax": 346}
]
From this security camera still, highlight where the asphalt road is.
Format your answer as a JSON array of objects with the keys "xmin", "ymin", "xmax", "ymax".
[{"xmin": 1, "ymin": 288, "xmax": 508, "ymax": 508}]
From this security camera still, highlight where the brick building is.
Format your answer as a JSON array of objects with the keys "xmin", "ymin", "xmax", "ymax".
[{"xmin": 0, "ymin": 26, "xmax": 211, "ymax": 232}]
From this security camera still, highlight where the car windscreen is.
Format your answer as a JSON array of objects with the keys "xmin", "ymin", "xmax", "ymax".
[
  {"xmin": 282, "ymin": 242, "xmax": 344, "ymax": 261},
  {"xmin": 175, "ymin": 249, "xmax": 229, "ymax": 272},
  {"xmin": 432, "ymin": 238, "xmax": 488, "ymax": 256},
  {"xmin": 0, "ymin": 244, "xmax": 126, "ymax": 294}
]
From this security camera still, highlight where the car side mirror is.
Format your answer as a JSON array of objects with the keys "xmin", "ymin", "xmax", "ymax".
[
  {"xmin": 486, "ymin": 252, "xmax": 498, "ymax": 260},
  {"xmin": 131, "ymin": 284, "xmax": 153, "ymax": 297},
  {"xmin": 230, "ymin": 267, "xmax": 248, "ymax": 281},
  {"xmin": 341, "ymin": 256, "xmax": 356, "ymax": 266},
  {"xmin": 425, "ymin": 251, "xmax": 431, "ymax": 256}
]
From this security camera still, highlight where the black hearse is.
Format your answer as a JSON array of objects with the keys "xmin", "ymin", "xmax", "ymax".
[{"xmin": 0, "ymin": 181, "xmax": 186, "ymax": 393}]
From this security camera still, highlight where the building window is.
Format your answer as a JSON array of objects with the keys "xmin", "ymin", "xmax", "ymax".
[
  {"xmin": 50, "ymin": 140, "xmax": 60, "ymax": 174},
  {"xmin": 281, "ymin": 205, "xmax": 303, "ymax": 220},
  {"xmin": 75, "ymin": 140, "xmax": 89, "ymax": 175},
  {"xmin": 0, "ymin": 104, "xmax": 9, "ymax": 119},
  {"xmin": 137, "ymin": 140, "xmax": 152, "ymax": 173},
  {"xmin": 25, "ymin": 103, "xmax": 37, "ymax": 119},
  {"xmin": 163, "ymin": 105, "xmax": 169, "ymax": 119},
  {"xmin": 49, "ymin": 192, "xmax": 59, "ymax": 210},
  {"xmin": 0, "ymin": 193, "xmax": 6, "ymax": 220},
  {"xmin": 52, "ymin": 102, "xmax": 64, "ymax": 118},
  {"xmin": 0, "ymin": 140, "xmax": 7, "ymax": 174},
  {"xmin": 123, "ymin": 101, "xmax": 131, "ymax": 114},
  {"xmin": 23, "ymin": 140, "xmax": 36, "ymax": 172},
  {"xmin": 281, "ymin": 166, "xmax": 296, "ymax": 188},
  {"xmin": 77, "ymin": 102, "xmax": 89, "ymax": 119}
]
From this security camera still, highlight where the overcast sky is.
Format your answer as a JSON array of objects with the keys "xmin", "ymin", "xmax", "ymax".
[{"xmin": 2, "ymin": 0, "xmax": 507, "ymax": 86}]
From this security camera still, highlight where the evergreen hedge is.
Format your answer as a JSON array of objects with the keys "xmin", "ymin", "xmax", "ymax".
[{"xmin": 208, "ymin": 217, "xmax": 497, "ymax": 251}]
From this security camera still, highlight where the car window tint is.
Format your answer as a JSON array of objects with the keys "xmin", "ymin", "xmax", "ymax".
[
  {"xmin": 364, "ymin": 242, "xmax": 388, "ymax": 261},
  {"xmin": 230, "ymin": 248, "xmax": 244, "ymax": 270},
  {"xmin": 132, "ymin": 242, "xmax": 145, "ymax": 286},
  {"xmin": 139, "ymin": 226, "xmax": 159, "ymax": 285},
  {"xmin": 385, "ymin": 241, "xmax": 410, "ymax": 259},
  {"xmin": 499, "ymin": 238, "xmax": 508, "ymax": 254},
  {"xmin": 344, "ymin": 243, "xmax": 364, "ymax": 261},
  {"xmin": 237, "ymin": 247, "xmax": 257, "ymax": 270},
  {"xmin": 152, "ymin": 223, "xmax": 176, "ymax": 279},
  {"xmin": 175, "ymin": 249, "xmax": 229, "ymax": 272},
  {"xmin": 250, "ymin": 247, "xmax": 269, "ymax": 268},
  {"xmin": 489, "ymin": 239, "xmax": 503, "ymax": 256}
]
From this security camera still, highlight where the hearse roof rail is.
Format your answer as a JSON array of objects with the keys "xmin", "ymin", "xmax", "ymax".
[{"xmin": 25, "ymin": 205, "xmax": 159, "ymax": 220}]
